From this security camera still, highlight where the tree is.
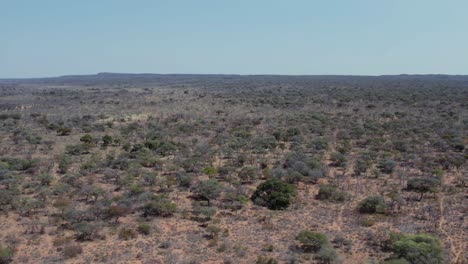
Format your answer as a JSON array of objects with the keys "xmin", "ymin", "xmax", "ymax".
[
  {"xmin": 107, "ymin": 205, "xmax": 130, "ymax": 223},
  {"xmin": 196, "ymin": 179, "xmax": 222, "ymax": 206},
  {"xmin": 406, "ymin": 178, "xmax": 440, "ymax": 201},
  {"xmin": 358, "ymin": 196, "xmax": 386, "ymax": 214},
  {"xmin": 251, "ymin": 178, "xmax": 296, "ymax": 210},
  {"xmin": 295, "ymin": 230, "xmax": 329, "ymax": 252}
]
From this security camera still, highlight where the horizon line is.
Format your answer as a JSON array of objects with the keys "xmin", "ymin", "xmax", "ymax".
[{"xmin": 1, "ymin": 72, "xmax": 468, "ymax": 80}]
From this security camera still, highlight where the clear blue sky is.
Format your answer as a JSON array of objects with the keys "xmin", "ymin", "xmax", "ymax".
[{"xmin": 1, "ymin": 0, "xmax": 467, "ymax": 78}]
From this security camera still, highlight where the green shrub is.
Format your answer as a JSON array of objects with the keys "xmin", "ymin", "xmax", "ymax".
[
  {"xmin": 378, "ymin": 159, "xmax": 396, "ymax": 174},
  {"xmin": 256, "ymin": 256, "xmax": 278, "ymax": 264},
  {"xmin": 1, "ymin": 157, "xmax": 36, "ymax": 171},
  {"xmin": 389, "ymin": 233, "xmax": 443, "ymax": 264},
  {"xmin": 202, "ymin": 166, "xmax": 217, "ymax": 177},
  {"xmin": 191, "ymin": 205, "xmax": 217, "ymax": 222},
  {"xmin": 142, "ymin": 195, "xmax": 176, "ymax": 217},
  {"xmin": 58, "ymin": 155, "xmax": 72, "ymax": 174},
  {"xmin": 80, "ymin": 134, "xmax": 94, "ymax": 144},
  {"xmin": 0, "ymin": 246, "xmax": 13, "ymax": 264},
  {"xmin": 137, "ymin": 223, "xmax": 151, "ymax": 235},
  {"xmin": 295, "ymin": 230, "xmax": 329, "ymax": 252},
  {"xmin": 65, "ymin": 144, "xmax": 90, "ymax": 155},
  {"xmin": 358, "ymin": 196, "xmax": 386, "ymax": 214},
  {"xmin": 73, "ymin": 222, "xmax": 98, "ymax": 241},
  {"xmin": 316, "ymin": 184, "xmax": 347, "ymax": 202},
  {"xmin": 102, "ymin": 135, "xmax": 113, "ymax": 146},
  {"xmin": 38, "ymin": 173, "xmax": 53, "ymax": 186},
  {"xmin": 251, "ymin": 178, "xmax": 296, "ymax": 210},
  {"xmin": 57, "ymin": 127, "xmax": 72, "ymax": 136},
  {"xmin": 330, "ymin": 152, "xmax": 346, "ymax": 167}
]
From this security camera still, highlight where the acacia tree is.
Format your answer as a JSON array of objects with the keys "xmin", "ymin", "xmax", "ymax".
[
  {"xmin": 251, "ymin": 178, "xmax": 296, "ymax": 210},
  {"xmin": 406, "ymin": 178, "xmax": 440, "ymax": 201}
]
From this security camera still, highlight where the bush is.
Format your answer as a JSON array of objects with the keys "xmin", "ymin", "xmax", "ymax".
[
  {"xmin": 57, "ymin": 127, "xmax": 72, "ymax": 136},
  {"xmin": 251, "ymin": 178, "xmax": 296, "ymax": 210},
  {"xmin": 238, "ymin": 167, "xmax": 257, "ymax": 183},
  {"xmin": 118, "ymin": 227, "xmax": 137, "ymax": 240},
  {"xmin": 73, "ymin": 222, "xmax": 98, "ymax": 241},
  {"xmin": 378, "ymin": 159, "xmax": 396, "ymax": 174},
  {"xmin": 330, "ymin": 152, "xmax": 346, "ymax": 167},
  {"xmin": 196, "ymin": 179, "xmax": 222, "ymax": 206},
  {"xmin": 80, "ymin": 134, "xmax": 94, "ymax": 144},
  {"xmin": 389, "ymin": 233, "xmax": 443, "ymax": 264},
  {"xmin": 295, "ymin": 230, "xmax": 329, "ymax": 252},
  {"xmin": 358, "ymin": 196, "xmax": 386, "ymax": 214},
  {"xmin": 317, "ymin": 244, "xmax": 340, "ymax": 263},
  {"xmin": 58, "ymin": 155, "xmax": 72, "ymax": 174},
  {"xmin": 65, "ymin": 144, "xmax": 90, "ymax": 155},
  {"xmin": 38, "ymin": 173, "xmax": 53, "ymax": 186},
  {"xmin": 63, "ymin": 243, "xmax": 83, "ymax": 259},
  {"xmin": 316, "ymin": 184, "xmax": 347, "ymax": 202},
  {"xmin": 202, "ymin": 166, "xmax": 217, "ymax": 177},
  {"xmin": 0, "ymin": 246, "xmax": 13, "ymax": 264},
  {"xmin": 191, "ymin": 205, "xmax": 217, "ymax": 222},
  {"xmin": 255, "ymin": 256, "xmax": 278, "ymax": 264},
  {"xmin": 175, "ymin": 172, "xmax": 192, "ymax": 188},
  {"xmin": 107, "ymin": 205, "xmax": 130, "ymax": 223},
  {"xmin": 142, "ymin": 195, "xmax": 176, "ymax": 217},
  {"xmin": 102, "ymin": 135, "xmax": 113, "ymax": 146},
  {"xmin": 137, "ymin": 223, "xmax": 151, "ymax": 235}
]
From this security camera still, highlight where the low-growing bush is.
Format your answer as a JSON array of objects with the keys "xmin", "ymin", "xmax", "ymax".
[
  {"xmin": 316, "ymin": 184, "xmax": 347, "ymax": 202},
  {"xmin": 63, "ymin": 243, "xmax": 83, "ymax": 259},
  {"xmin": 118, "ymin": 227, "xmax": 137, "ymax": 240},
  {"xmin": 387, "ymin": 233, "xmax": 443, "ymax": 264},
  {"xmin": 255, "ymin": 256, "xmax": 278, "ymax": 264},
  {"xmin": 0, "ymin": 246, "xmax": 13, "ymax": 264},
  {"xmin": 358, "ymin": 196, "xmax": 386, "ymax": 214},
  {"xmin": 295, "ymin": 230, "xmax": 329, "ymax": 252},
  {"xmin": 142, "ymin": 195, "xmax": 176, "ymax": 217},
  {"xmin": 137, "ymin": 223, "xmax": 151, "ymax": 235}
]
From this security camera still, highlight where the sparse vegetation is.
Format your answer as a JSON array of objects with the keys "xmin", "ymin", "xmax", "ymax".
[{"xmin": 0, "ymin": 75, "xmax": 465, "ymax": 263}]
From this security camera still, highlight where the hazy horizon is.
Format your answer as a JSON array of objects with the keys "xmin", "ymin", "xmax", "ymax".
[
  {"xmin": 3, "ymin": 72, "xmax": 468, "ymax": 80},
  {"xmin": 2, "ymin": 0, "xmax": 468, "ymax": 78}
]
